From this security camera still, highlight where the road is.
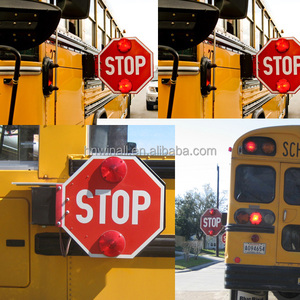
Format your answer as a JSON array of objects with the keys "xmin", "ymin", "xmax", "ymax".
[
  {"xmin": 176, "ymin": 259, "xmax": 278, "ymax": 300},
  {"xmin": 129, "ymin": 87, "xmax": 158, "ymax": 118}
]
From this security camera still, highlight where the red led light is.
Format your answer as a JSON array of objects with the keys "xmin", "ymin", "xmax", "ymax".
[
  {"xmin": 100, "ymin": 157, "xmax": 127, "ymax": 183},
  {"xmin": 250, "ymin": 212, "xmax": 262, "ymax": 225},
  {"xmin": 117, "ymin": 38, "xmax": 132, "ymax": 53},
  {"xmin": 276, "ymin": 78, "xmax": 290, "ymax": 93},
  {"xmin": 209, "ymin": 209, "xmax": 215, "ymax": 215},
  {"xmin": 98, "ymin": 230, "xmax": 126, "ymax": 257},
  {"xmin": 275, "ymin": 38, "xmax": 290, "ymax": 53},
  {"xmin": 245, "ymin": 141, "xmax": 257, "ymax": 153},
  {"xmin": 208, "ymin": 230, "xmax": 214, "ymax": 236},
  {"xmin": 251, "ymin": 234, "xmax": 260, "ymax": 243},
  {"xmin": 228, "ymin": 147, "xmax": 232, "ymax": 152},
  {"xmin": 118, "ymin": 79, "xmax": 133, "ymax": 93},
  {"xmin": 234, "ymin": 257, "xmax": 241, "ymax": 263}
]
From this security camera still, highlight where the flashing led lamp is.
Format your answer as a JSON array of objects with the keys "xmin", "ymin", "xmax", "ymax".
[
  {"xmin": 250, "ymin": 212, "xmax": 263, "ymax": 225},
  {"xmin": 244, "ymin": 140, "xmax": 257, "ymax": 153},
  {"xmin": 236, "ymin": 211, "xmax": 250, "ymax": 224},
  {"xmin": 100, "ymin": 157, "xmax": 127, "ymax": 183},
  {"xmin": 262, "ymin": 141, "xmax": 275, "ymax": 155},
  {"xmin": 98, "ymin": 230, "xmax": 126, "ymax": 257},
  {"xmin": 208, "ymin": 229, "xmax": 214, "ymax": 236},
  {"xmin": 251, "ymin": 234, "xmax": 260, "ymax": 243},
  {"xmin": 275, "ymin": 38, "xmax": 290, "ymax": 53},
  {"xmin": 117, "ymin": 38, "xmax": 132, "ymax": 53},
  {"xmin": 277, "ymin": 78, "xmax": 290, "ymax": 93},
  {"xmin": 209, "ymin": 209, "xmax": 215, "ymax": 215},
  {"xmin": 228, "ymin": 147, "xmax": 232, "ymax": 152},
  {"xmin": 119, "ymin": 79, "xmax": 133, "ymax": 93}
]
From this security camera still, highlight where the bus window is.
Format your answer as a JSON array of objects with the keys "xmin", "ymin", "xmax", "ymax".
[
  {"xmin": 255, "ymin": 2, "xmax": 262, "ymax": 50},
  {"xmin": 0, "ymin": 126, "xmax": 39, "ymax": 165},
  {"xmin": 282, "ymin": 225, "xmax": 300, "ymax": 252},
  {"xmin": 284, "ymin": 168, "xmax": 300, "ymax": 205},
  {"xmin": 234, "ymin": 165, "xmax": 275, "ymax": 203}
]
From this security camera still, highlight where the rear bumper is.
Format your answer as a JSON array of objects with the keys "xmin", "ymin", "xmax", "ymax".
[{"xmin": 225, "ymin": 264, "xmax": 300, "ymax": 293}]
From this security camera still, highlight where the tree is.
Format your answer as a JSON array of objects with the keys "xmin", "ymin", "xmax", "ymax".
[{"xmin": 175, "ymin": 184, "xmax": 227, "ymax": 241}]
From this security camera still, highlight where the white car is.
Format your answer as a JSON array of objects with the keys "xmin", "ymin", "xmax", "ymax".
[{"xmin": 146, "ymin": 71, "xmax": 158, "ymax": 110}]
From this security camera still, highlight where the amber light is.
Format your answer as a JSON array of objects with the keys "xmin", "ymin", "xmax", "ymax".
[
  {"xmin": 262, "ymin": 141, "xmax": 276, "ymax": 154},
  {"xmin": 275, "ymin": 38, "xmax": 290, "ymax": 53},
  {"xmin": 100, "ymin": 157, "xmax": 127, "ymax": 183},
  {"xmin": 244, "ymin": 140, "xmax": 257, "ymax": 153},
  {"xmin": 117, "ymin": 38, "xmax": 132, "ymax": 53},
  {"xmin": 250, "ymin": 212, "xmax": 263, "ymax": 225},
  {"xmin": 236, "ymin": 211, "xmax": 250, "ymax": 224},
  {"xmin": 119, "ymin": 79, "xmax": 133, "ymax": 93},
  {"xmin": 98, "ymin": 230, "xmax": 126, "ymax": 257},
  {"xmin": 277, "ymin": 78, "xmax": 290, "ymax": 93}
]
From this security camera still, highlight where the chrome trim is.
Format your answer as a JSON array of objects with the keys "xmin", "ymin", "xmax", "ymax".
[
  {"xmin": 0, "ymin": 66, "xmax": 42, "ymax": 76},
  {"xmin": 158, "ymin": 66, "xmax": 200, "ymax": 76}
]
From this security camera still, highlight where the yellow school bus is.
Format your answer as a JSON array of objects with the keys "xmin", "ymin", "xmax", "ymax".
[
  {"xmin": 0, "ymin": 0, "xmax": 131, "ymax": 125},
  {"xmin": 225, "ymin": 126, "xmax": 300, "ymax": 300},
  {"xmin": 158, "ymin": 0, "xmax": 288, "ymax": 119},
  {"xmin": 0, "ymin": 125, "xmax": 175, "ymax": 299}
]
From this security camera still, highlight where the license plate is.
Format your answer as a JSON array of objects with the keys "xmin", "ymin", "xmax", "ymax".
[
  {"xmin": 237, "ymin": 290, "xmax": 267, "ymax": 300},
  {"xmin": 243, "ymin": 242, "xmax": 266, "ymax": 254}
]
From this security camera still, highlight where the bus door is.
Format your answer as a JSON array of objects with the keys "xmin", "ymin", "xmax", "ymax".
[{"xmin": 276, "ymin": 164, "xmax": 300, "ymax": 264}]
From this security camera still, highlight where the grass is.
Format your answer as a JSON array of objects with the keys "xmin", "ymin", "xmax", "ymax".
[
  {"xmin": 175, "ymin": 248, "xmax": 225, "ymax": 270},
  {"xmin": 175, "ymin": 256, "xmax": 213, "ymax": 270}
]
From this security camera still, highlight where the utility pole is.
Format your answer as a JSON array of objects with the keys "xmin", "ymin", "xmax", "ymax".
[{"xmin": 216, "ymin": 164, "xmax": 220, "ymax": 257}]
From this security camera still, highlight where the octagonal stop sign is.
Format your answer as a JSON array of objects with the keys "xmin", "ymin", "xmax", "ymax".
[
  {"xmin": 200, "ymin": 208, "xmax": 223, "ymax": 236},
  {"xmin": 56, "ymin": 156, "xmax": 165, "ymax": 258},
  {"xmin": 97, "ymin": 37, "xmax": 154, "ymax": 94},
  {"xmin": 256, "ymin": 37, "xmax": 300, "ymax": 94}
]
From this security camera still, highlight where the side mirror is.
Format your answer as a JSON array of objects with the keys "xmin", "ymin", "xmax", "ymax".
[
  {"xmin": 57, "ymin": 0, "xmax": 90, "ymax": 19},
  {"xmin": 0, "ymin": 0, "xmax": 61, "ymax": 51},
  {"xmin": 159, "ymin": 0, "xmax": 219, "ymax": 51},
  {"xmin": 215, "ymin": 0, "xmax": 248, "ymax": 19}
]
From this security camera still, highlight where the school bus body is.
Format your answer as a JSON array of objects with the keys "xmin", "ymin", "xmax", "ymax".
[
  {"xmin": 158, "ymin": 38, "xmax": 287, "ymax": 119},
  {"xmin": 225, "ymin": 126, "xmax": 300, "ymax": 295},
  {"xmin": 0, "ymin": 126, "xmax": 174, "ymax": 299}
]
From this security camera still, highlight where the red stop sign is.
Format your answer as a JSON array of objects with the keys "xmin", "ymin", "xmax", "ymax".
[
  {"xmin": 56, "ymin": 156, "xmax": 165, "ymax": 258},
  {"xmin": 200, "ymin": 208, "xmax": 223, "ymax": 236},
  {"xmin": 97, "ymin": 37, "xmax": 154, "ymax": 94},
  {"xmin": 256, "ymin": 37, "xmax": 300, "ymax": 94}
]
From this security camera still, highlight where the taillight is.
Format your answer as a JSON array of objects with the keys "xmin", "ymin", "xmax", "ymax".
[
  {"xmin": 200, "ymin": 56, "xmax": 217, "ymax": 96},
  {"xmin": 234, "ymin": 209, "xmax": 275, "ymax": 226},
  {"xmin": 242, "ymin": 137, "xmax": 276, "ymax": 156},
  {"xmin": 250, "ymin": 212, "xmax": 262, "ymax": 225},
  {"xmin": 42, "ymin": 57, "xmax": 59, "ymax": 96}
]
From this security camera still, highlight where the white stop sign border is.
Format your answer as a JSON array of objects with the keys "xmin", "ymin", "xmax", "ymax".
[
  {"xmin": 98, "ymin": 37, "xmax": 154, "ymax": 94},
  {"xmin": 256, "ymin": 37, "xmax": 300, "ymax": 94},
  {"xmin": 59, "ymin": 155, "xmax": 165, "ymax": 259}
]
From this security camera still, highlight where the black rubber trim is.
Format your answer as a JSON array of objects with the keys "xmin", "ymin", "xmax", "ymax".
[{"xmin": 226, "ymin": 224, "xmax": 275, "ymax": 234}]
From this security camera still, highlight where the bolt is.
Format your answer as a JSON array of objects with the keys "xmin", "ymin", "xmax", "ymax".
[
  {"xmin": 66, "ymin": 210, "xmax": 70, "ymax": 215},
  {"xmin": 57, "ymin": 186, "xmax": 62, "ymax": 191},
  {"xmin": 66, "ymin": 197, "xmax": 70, "ymax": 202},
  {"xmin": 57, "ymin": 221, "xmax": 61, "ymax": 226}
]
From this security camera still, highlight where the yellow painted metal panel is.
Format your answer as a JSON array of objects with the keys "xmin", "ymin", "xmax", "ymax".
[
  {"xmin": 38, "ymin": 126, "xmax": 86, "ymax": 179},
  {"xmin": 0, "ymin": 198, "xmax": 30, "ymax": 287}
]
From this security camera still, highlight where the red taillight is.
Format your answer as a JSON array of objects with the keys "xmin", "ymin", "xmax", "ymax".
[
  {"xmin": 100, "ymin": 157, "xmax": 127, "ymax": 183},
  {"xmin": 234, "ymin": 257, "xmax": 241, "ymax": 263},
  {"xmin": 117, "ymin": 38, "xmax": 132, "ymax": 53},
  {"xmin": 98, "ymin": 230, "xmax": 126, "ymax": 257},
  {"xmin": 118, "ymin": 78, "xmax": 132, "ymax": 93},
  {"xmin": 275, "ymin": 38, "xmax": 290, "ymax": 53},
  {"xmin": 276, "ymin": 78, "xmax": 290, "ymax": 93},
  {"xmin": 250, "ymin": 212, "xmax": 262, "ymax": 225},
  {"xmin": 244, "ymin": 140, "xmax": 257, "ymax": 153}
]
